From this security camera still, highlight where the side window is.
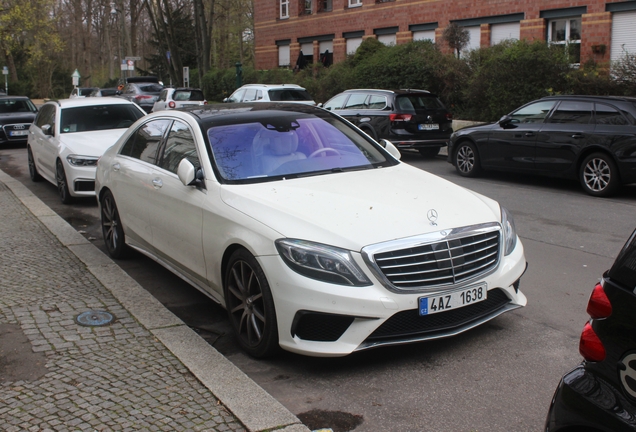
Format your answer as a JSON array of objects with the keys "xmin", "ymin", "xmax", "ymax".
[
  {"xmin": 323, "ymin": 94, "xmax": 348, "ymax": 111},
  {"xmin": 159, "ymin": 90, "xmax": 168, "ymax": 102},
  {"xmin": 35, "ymin": 105, "xmax": 55, "ymax": 128},
  {"xmin": 228, "ymin": 89, "xmax": 246, "ymax": 103},
  {"xmin": 157, "ymin": 121, "xmax": 200, "ymax": 174},
  {"xmin": 344, "ymin": 93, "xmax": 368, "ymax": 109},
  {"xmin": 510, "ymin": 101, "xmax": 556, "ymax": 124},
  {"xmin": 367, "ymin": 95, "xmax": 387, "ymax": 110},
  {"xmin": 595, "ymin": 103, "xmax": 629, "ymax": 126},
  {"xmin": 120, "ymin": 119, "xmax": 172, "ymax": 164},
  {"xmin": 256, "ymin": 90, "xmax": 263, "ymax": 101},
  {"xmin": 549, "ymin": 101, "xmax": 593, "ymax": 124},
  {"xmin": 243, "ymin": 88, "xmax": 258, "ymax": 102}
]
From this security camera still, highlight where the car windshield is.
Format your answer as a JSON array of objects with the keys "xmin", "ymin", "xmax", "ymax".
[
  {"xmin": 267, "ymin": 89, "xmax": 313, "ymax": 102},
  {"xmin": 0, "ymin": 99, "xmax": 37, "ymax": 113},
  {"xmin": 60, "ymin": 104, "xmax": 144, "ymax": 133},
  {"xmin": 207, "ymin": 111, "xmax": 395, "ymax": 183},
  {"xmin": 174, "ymin": 90, "xmax": 205, "ymax": 101}
]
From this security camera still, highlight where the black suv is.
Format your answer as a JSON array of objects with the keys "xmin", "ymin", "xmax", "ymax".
[
  {"xmin": 322, "ymin": 89, "xmax": 453, "ymax": 157},
  {"xmin": 545, "ymin": 229, "xmax": 636, "ymax": 431},
  {"xmin": 448, "ymin": 95, "xmax": 636, "ymax": 197}
]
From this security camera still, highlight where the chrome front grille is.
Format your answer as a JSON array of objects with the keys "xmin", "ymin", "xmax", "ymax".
[
  {"xmin": 363, "ymin": 224, "xmax": 501, "ymax": 292},
  {"xmin": 2, "ymin": 124, "xmax": 30, "ymax": 140}
]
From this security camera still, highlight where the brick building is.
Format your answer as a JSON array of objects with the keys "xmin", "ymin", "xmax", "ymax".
[{"xmin": 254, "ymin": 0, "xmax": 636, "ymax": 69}]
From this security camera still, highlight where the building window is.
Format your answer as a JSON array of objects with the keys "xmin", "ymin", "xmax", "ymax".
[
  {"xmin": 548, "ymin": 17, "xmax": 581, "ymax": 63},
  {"xmin": 318, "ymin": 0, "xmax": 332, "ymax": 12},
  {"xmin": 303, "ymin": 0, "xmax": 312, "ymax": 15},
  {"xmin": 348, "ymin": 0, "xmax": 362, "ymax": 8},
  {"xmin": 280, "ymin": 0, "xmax": 289, "ymax": 19},
  {"xmin": 346, "ymin": 37, "xmax": 363, "ymax": 54},
  {"xmin": 278, "ymin": 44, "xmax": 290, "ymax": 67},
  {"xmin": 413, "ymin": 30, "xmax": 435, "ymax": 42},
  {"xmin": 490, "ymin": 22, "xmax": 520, "ymax": 45},
  {"xmin": 377, "ymin": 34, "xmax": 396, "ymax": 46}
]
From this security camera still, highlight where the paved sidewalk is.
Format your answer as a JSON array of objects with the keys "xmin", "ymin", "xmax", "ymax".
[{"xmin": 0, "ymin": 168, "xmax": 309, "ymax": 432}]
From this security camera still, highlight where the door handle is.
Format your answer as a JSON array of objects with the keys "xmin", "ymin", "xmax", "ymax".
[
  {"xmin": 524, "ymin": 132, "xmax": 535, "ymax": 137},
  {"xmin": 112, "ymin": 163, "xmax": 120, "ymax": 171},
  {"xmin": 571, "ymin": 133, "xmax": 584, "ymax": 139},
  {"xmin": 152, "ymin": 178, "xmax": 163, "ymax": 188}
]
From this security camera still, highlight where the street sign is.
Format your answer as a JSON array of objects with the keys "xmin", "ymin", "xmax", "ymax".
[
  {"xmin": 120, "ymin": 60, "xmax": 127, "ymax": 71},
  {"xmin": 125, "ymin": 56, "xmax": 142, "ymax": 61},
  {"xmin": 2, "ymin": 66, "xmax": 8, "ymax": 75}
]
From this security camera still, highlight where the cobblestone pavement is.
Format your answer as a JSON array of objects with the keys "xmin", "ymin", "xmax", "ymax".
[{"xmin": 0, "ymin": 181, "xmax": 246, "ymax": 431}]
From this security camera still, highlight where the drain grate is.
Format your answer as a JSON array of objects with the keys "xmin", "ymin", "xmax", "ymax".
[{"xmin": 75, "ymin": 310, "xmax": 114, "ymax": 327}]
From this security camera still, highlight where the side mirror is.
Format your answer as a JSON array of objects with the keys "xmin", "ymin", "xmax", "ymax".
[
  {"xmin": 223, "ymin": 97, "xmax": 229, "ymax": 103},
  {"xmin": 379, "ymin": 139, "xmax": 401, "ymax": 161},
  {"xmin": 41, "ymin": 124, "xmax": 54, "ymax": 136},
  {"xmin": 177, "ymin": 158, "xmax": 204, "ymax": 186},
  {"xmin": 317, "ymin": 102, "xmax": 323, "ymax": 108},
  {"xmin": 498, "ymin": 115, "xmax": 513, "ymax": 127}
]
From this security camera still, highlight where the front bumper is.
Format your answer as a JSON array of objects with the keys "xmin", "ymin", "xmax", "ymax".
[
  {"xmin": 545, "ymin": 365, "xmax": 636, "ymax": 432},
  {"xmin": 258, "ymin": 239, "xmax": 527, "ymax": 357},
  {"xmin": 64, "ymin": 162, "xmax": 97, "ymax": 197}
]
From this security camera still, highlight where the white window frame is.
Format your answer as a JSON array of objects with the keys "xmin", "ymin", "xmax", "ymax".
[
  {"xmin": 280, "ymin": 0, "xmax": 289, "ymax": 19},
  {"xmin": 547, "ymin": 17, "xmax": 581, "ymax": 64},
  {"xmin": 348, "ymin": 0, "xmax": 362, "ymax": 8}
]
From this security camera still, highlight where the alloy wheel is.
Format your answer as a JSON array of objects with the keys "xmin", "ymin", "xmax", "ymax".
[
  {"xmin": 582, "ymin": 157, "xmax": 611, "ymax": 193},
  {"xmin": 226, "ymin": 260, "xmax": 267, "ymax": 348},
  {"xmin": 457, "ymin": 145, "xmax": 475, "ymax": 174}
]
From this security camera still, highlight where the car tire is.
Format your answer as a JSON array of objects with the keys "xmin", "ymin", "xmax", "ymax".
[
  {"xmin": 224, "ymin": 248, "xmax": 280, "ymax": 358},
  {"xmin": 418, "ymin": 147, "xmax": 440, "ymax": 158},
  {"xmin": 455, "ymin": 141, "xmax": 481, "ymax": 177},
  {"xmin": 27, "ymin": 146, "xmax": 42, "ymax": 182},
  {"xmin": 579, "ymin": 153, "xmax": 620, "ymax": 197},
  {"xmin": 100, "ymin": 190, "xmax": 130, "ymax": 259},
  {"xmin": 56, "ymin": 159, "xmax": 73, "ymax": 204}
]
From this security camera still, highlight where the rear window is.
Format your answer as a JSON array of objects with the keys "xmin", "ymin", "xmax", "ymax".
[
  {"xmin": 608, "ymin": 230, "xmax": 636, "ymax": 290},
  {"xmin": 396, "ymin": 95, "xmax": 444, "ymax": 111},
  {"xmin": 138, "ymin": 84, "xmax": 164, "ymax": 93},
  {"xmin": 60, "ymin": 104, "xmax": 145, "ymax": 133},
  {"xmin": 174, "ymin": 90, "xmax": 205, "ymax": 101},
  {"xmin": 268, "ymin": 89, "xmax": 313, "ymax": 102}
]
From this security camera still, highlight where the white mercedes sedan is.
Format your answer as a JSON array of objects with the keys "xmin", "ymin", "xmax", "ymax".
[{"xmin": 95, "ymin": 103, "xmax": 527, "ymax": 358}]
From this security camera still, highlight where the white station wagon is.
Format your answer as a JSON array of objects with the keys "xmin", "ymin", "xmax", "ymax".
[{"xmin": 95, "ymin": 103, "xmax": 527, "ymax": 358}]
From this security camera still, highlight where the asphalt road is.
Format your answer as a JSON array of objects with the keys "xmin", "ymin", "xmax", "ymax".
[{"xmin": 2, "ymin": 143, "xmax": 635, "ymax": 432}]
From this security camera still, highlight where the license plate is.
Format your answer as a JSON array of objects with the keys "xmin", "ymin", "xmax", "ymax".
[
  {"xmin": 418, "ymin": 123, "xmax": 439, "ymax": 130},
  {"xmin": 419, "ymin": 284, "xmax": 487, "ymax": 316},
  {"xmin": 10, "ymin": 130, "xmax": 28, "ymax": 136}
]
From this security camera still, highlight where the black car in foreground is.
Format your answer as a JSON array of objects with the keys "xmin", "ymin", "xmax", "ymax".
[
  {"xmin": 0, "ymin": 96, "xmax": 38, "ymax": 145},
  {"xmin": 448, "ymin": 95, "xmax": 636, "ymax": 197},
  {"xmin": 545, "ymin": 229, "xmax": 636, "ymax": 431},
  {"xmin": 323, "ymin": 89, "xmax": 453, "ymax": 157}
]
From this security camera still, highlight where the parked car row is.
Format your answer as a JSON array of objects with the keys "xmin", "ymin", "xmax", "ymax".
[{"xmin": 9, "ymin": 83, "xmax": 636, "ymax": 425}]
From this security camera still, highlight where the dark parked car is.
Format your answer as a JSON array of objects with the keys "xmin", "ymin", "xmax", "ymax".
[
  {"xmin": 0, "ymin": 96, "xmax": 38, "ymax": 145},
  {"xmin": 120, "ymin": 77, "xmax": 164, "ymax": 113},
  {"xmin": 448, "ymin": 95, "xmax": 636, "ymax": 197},
  {"xmin": 322, "ymin": 89, "xmax": 453, "ymax": 157},
  {"xmin": 545, "ymin": 229, "xmax": 636, "ymax": 432}
]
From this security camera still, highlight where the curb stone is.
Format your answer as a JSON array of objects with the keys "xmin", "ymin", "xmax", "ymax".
[{"xmin": 0, "ymin": 167, "xmax": 309, "ymax": 432}]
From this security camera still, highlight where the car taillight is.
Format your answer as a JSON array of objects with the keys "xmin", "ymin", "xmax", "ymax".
[
  {"xmin": 168, "ymin": 101, "xmax": 176, "ymax": 108},
  {"xmin": 446, "ymin": 113, "xmax": 453, "ymax": 121},
  {"xmin": 579, "ymin": 322, "xmax": 606, "ymax": 362},
  {"xmin": 587, "ymin": 283, "xmax": 612, "ymax": 319},
  {"xmin": 389, "ymin": 113, "xmax": 412, "ymax": 122},
  {"xmin": 134, "ymin": 95, "xmax": 152, "ymax": 101},
  {"xmin": 204, "ymin": 100, "xmax": 208, "ymax": 104}
]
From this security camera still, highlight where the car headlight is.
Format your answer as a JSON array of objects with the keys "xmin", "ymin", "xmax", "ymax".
[
  {"xmin": 501, "ymin": 206, "xmax": 517, "ymax": 256},
  {"xmin": 66, "ymin": 155, "xmax": 99, "ymax": 167},
  {"xmin": 275, "ymin": 239, "xmax": 372, "ymax": 286}
]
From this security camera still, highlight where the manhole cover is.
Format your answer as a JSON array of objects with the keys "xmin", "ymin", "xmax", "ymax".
[{"xmin": 75, "ymin": 310, "xmax": 114, "ymax": 327}]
